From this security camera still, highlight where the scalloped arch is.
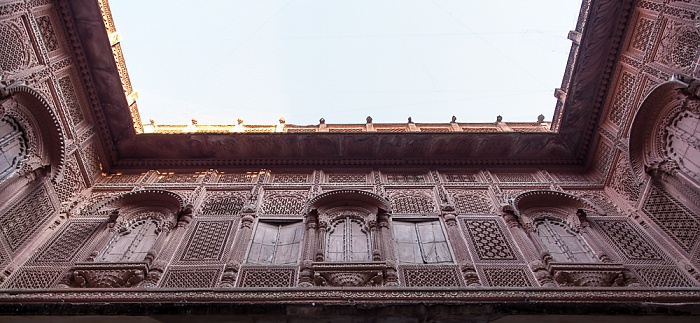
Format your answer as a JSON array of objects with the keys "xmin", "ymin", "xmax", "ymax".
[
  {"xmin": 90, "ymin": 189, "xmax": 185, "ymax": 215},
  {"xmin": 2, "ymin": 84, "xmax": 66, "ymax": 180},
  {"xmin": 308, "ymin": 189, "xmax": 391, "ymax": 213},
  {"xmin": 628, "ymin": 80, "xmax": 688, "ymax": 183},
  {"xmin": 511, "ymin": 190, "xmax": 606, "ymax": 217}
]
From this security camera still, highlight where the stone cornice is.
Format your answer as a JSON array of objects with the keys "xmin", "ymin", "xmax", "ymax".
[
  {"xmin": 60, "ymin": 0, "xmax": 636, "ymax": 171},
  {"xmin": 0, "ymin": 288, "xmax": 698, "ymax": 303}
]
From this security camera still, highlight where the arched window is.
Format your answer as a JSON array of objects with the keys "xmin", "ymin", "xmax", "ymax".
[
  {"xmin": 326, "ymin": 216, "xmax": 370, "ymax": 262},
  {"xmin": 0, "ymin": 116, "xmax": 27, "ymax": 180},
  {"xmin": 99, "ymin": 217, "xmax": 160, "ymax": 262},
  {"xmin": 666, "ymin": 111, "xmax": 700, "ymax": 184},
  {"xmin": 535, "ymin": 218, "xmax": 596, "ymax": 263}
]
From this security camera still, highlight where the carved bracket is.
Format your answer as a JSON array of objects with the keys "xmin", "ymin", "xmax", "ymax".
[
  {"xmin": 59, "ymin": 262, "xmax": 148, "ymax": 288},
  {"xmin": 548, "ymin": 262, "xmax": 627, "ymax": 287},
  {"xmin": 311, "ymin": 262, "xmax": 387, "ymax": 287}
]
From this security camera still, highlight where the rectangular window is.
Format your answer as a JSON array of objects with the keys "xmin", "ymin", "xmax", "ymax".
[
  {"xmin": 247, "ymin": 221, "xmax": 303, "ymax": 265},
  {"xmin": 393, "ymin": 220, "xmax": 452, "ymax": 264}
]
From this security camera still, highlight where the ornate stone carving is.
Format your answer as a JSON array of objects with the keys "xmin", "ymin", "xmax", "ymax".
[
  {"xmin": 312, "ymin": 262, "xmax": 386, "ymax": 287},
  {"xmin": 548, "ymin": 263, "xmax": 626, "ymax": 287},
  {"xmin": 60, "ymin": 262, "xmax": 147, "ymax": 288}
]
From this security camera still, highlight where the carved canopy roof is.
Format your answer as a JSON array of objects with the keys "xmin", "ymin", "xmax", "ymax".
[{"xmin": 62, "ymin": 0, "xmax": 633, "ymax": 171}]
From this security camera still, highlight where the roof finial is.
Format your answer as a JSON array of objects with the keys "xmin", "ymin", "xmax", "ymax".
[
  {"xmin": 408, "ymin": 117, "xmax": 413, "ymax": 123},
  {"xmin": 366, "ymin": 116, "xmax": 373, "ymax": 124},
  {"xmin": 496, "ymin": 115, "xmax": 503, "ymax": 123}
]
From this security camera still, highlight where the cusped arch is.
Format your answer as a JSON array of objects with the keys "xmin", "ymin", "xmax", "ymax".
[
  {"xmin": 1, "ymin": 83, "xmax": 66, "ymax": 180},
  {"xmin": 628, "ymin": 79, "xmax": 689, "ymax": 182},
  {"xmin": 307, "ymin": 189, "xmax": 391, "ymax": 214},
  {"xmin": 90, "ymin": 189, "xmax": 185, "ymax": 228},
  {"xmin": 512, "ymin": 190, "xmax": 606, "ymax": 224}
]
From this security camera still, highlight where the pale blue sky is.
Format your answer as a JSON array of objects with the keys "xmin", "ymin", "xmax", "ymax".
[{"xmin": 110, "ymin": 0, "xmax": 582, "ymax": 125}]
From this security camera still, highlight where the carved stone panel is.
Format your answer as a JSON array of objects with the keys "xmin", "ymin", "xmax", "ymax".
[
  {"xmin": 0, "ymin": 184, "xmax": 55, "ymax": 252},
  {"xmin": 463, "ymin": 218, "xmax": 519, "ymax": 261},
  {"xmin": 643, "ymin": 184, "xmax": 700, "ymax": 253},
  {"xmin": 237, "ymin": 266, "xmax": 297, "ymax": 288},
  {"xmin": 160, "ymin": 266, "xmax": 221, "ymax": 288},
  {"xmin": 179, "ymin": 220, "xmax": 235, "ymax": 262},
  {"xmin": 399, "ymin": 265, "xmax": 463, "ymax": 287},
  {"xmin": 31, "ymin": 220, "xmax": 101, "ymax": 265},
  {"xmin": 479, "ymin": 265, "xmax": 535, "ymax": 287}
]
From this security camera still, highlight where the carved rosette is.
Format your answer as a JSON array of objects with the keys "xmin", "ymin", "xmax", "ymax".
[{"xmin": 59, "ymin": 262, "xmax": 148, "ymax": 288}]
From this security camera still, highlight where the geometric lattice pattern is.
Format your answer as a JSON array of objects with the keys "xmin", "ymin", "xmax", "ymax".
[
  {"xmin": 218, "ymin": 173, "xmax": 257, "ymax": 183},
  {"xmin": 199, "ymin": 192, "xmax": 245, "ymax": 216},
  {"xmin": 0, "ymin": 185, "xmax": 55, "ymax": 252},
  {"xmin": 271, "ymin": 174, "xmax": 308, "ymax": 183},
  {"xmin": 443, "ymin": 173, "xmax": 477, "ymax": 182},
  {"xmin": 495, "ymin": 173, "xmax": 536, "ymax": 183},
  {"xmin": 180, "ymin": 221, "xmax": 233, "ymax": 261},
  {"xmin": 0, "ymin": 21, "xmax": 29, "ymax": 72},
  {"xmin": 636, "ymin": 267, "xmax": 694, "ymax": 287},
  {"xmin": 643, "ymin": 185, "xmax": 700, "ymax": 253},
  {"xmin": 156, "ymin": 173, "xmax": 201, "ymax": 183},
  {"xmin": 385, "ymin": 174, "xmax": 428, "ymax": 183},
  {"xmin": 482, "ymin": 267, "xmax": 533, "ymax": 287},
  {"xmin": 595, "ymin": 220, "xmax": 663, "ymax": 261},
  {"xmin": 608, "ymin": 72, "xmax": 636, "ymax": 127},
  {"xmin": 5, "ymin": 268, "xmax": 64, "ymax": 289},
  {"xmin": 58, "ymin": 76, "xmax": 85, "ymax": 125},
  {"xmin": 400, "ymin": 265, "xmax": 463, "ymax": 287},
  {"xmin": 631, "ymin": 17, "xmax": 654, "ymax": 52},
  {"xmin": 36, "ymin": 15, "xmax": 58, "ymax": 52},
  {"xmin": 52, "ymin": 158, "xmax": 85, "ymax": 202},
  {"xmin": 449, "ymin": 190, "xmax": 494, "ymax": 214},
  {"xmin": 261, "ymin": 191, "xmax": 306, "ymax": 215},
  {"xmin": 326, "ymin": 173, "xmax": 367, "ymax": 183},
  {"xmin": 464, "ymin": 219, "xmax": 517, "ymax": 261},
  {"xmin": 238, "ymin": 266, "xmax": 296, "ymax": 287},
  {"xmin": 160, "ymin": 268, "xmax": 220, "ymax": 288},
  {"xmin": 388, "ymin": 190, "xmax": 436, "ymax": 214},
  {"xmin": 33, "ymin": 221, "xmax": 100, "ymax": 264}
]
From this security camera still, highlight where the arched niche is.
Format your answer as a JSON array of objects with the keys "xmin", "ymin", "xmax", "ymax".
[
  {"xmin": 628, "ymin": 78, "xmax": 700, "ymax": 213},
  {"xmin": 300, "ymin": 189, "xmax": 397, "ymax": 287},
  {"xmin": 0, "ymin": 83, "xmax": 66, "ymax": 184},
  {"xmin": 512, "ymin": 190, "xmax": 606, "ymax": 230},
  {"xmin": 628, "ymin": 79, "xmax": 695, "ymax": 183},
  {"xmin": 61, "ymin": 189, "xmax": 188, "ymax": 288},
  {"xmin": 510, "ymin": 190, "xmax": 626, "ymax": 287}
]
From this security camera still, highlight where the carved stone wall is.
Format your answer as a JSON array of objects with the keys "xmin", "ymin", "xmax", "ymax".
[{"xmin": 0, "ymin": 0, "xmax": 699, "ymax": 309}]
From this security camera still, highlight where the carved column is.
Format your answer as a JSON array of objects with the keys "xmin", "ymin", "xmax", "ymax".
[
  {"xmin": 501, "ymin": 209, "xmax": 555, "ymax": 287},
  {"xmin": 219, "ymin": 205, "xmax": 256, "ymax": 287},
  {"xmin": 575, "ymin": 209, "xmax": 611, "ymax": 263},
  {"xmin": 369, "ymin": 220, "xmax": 381, "ymax": 261},
  {"xmin": 440, "ymin": 206, "xmax": 480, "ymax": 286},
  {"xmin": 315, "ymin": 220, "xmax": 328, "ymax": 262},
  {"xmin": 142, "ymin": 212, "xmax": 192, "ymax": 287},
  {"xmin": 298, "ymin": 210, "xmax": 318, "ymax": 287},
  {"xmin": 377, "ymin": 211, "xmax": 398, "ymax": 286}
]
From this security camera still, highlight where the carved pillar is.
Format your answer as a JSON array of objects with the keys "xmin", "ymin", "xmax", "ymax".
[
  {"xmin": 142, "ymin": 216, "xmax": 191, "ymax": 287},
  {"xmin": 219, "ymin": 206, "xmax": 256, "ymax": 287},
  {"xmin": 501, "ymin": 209, "xmax": 555, "ymax": 287},
  {"xmin": 576, "ymin": 209, "xmax": 611, "ymax": 262},
  {"xmin": 298, "ymin": 210, "xmax": 318, "ymax": 287},
  {"xmin": 315, "ymin": 220, "xmax": 328, "ymax": 262},
  {"xmin": 440, "ymin": 206, "xmax": 480, "ymax": 286},
  {"xmin": 369, "ymin": 220, "xmax": 381, "ymax": 261},
  {"xmin": 377, "ymin": 211, "xmax": 398, "ymax": 286}
]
